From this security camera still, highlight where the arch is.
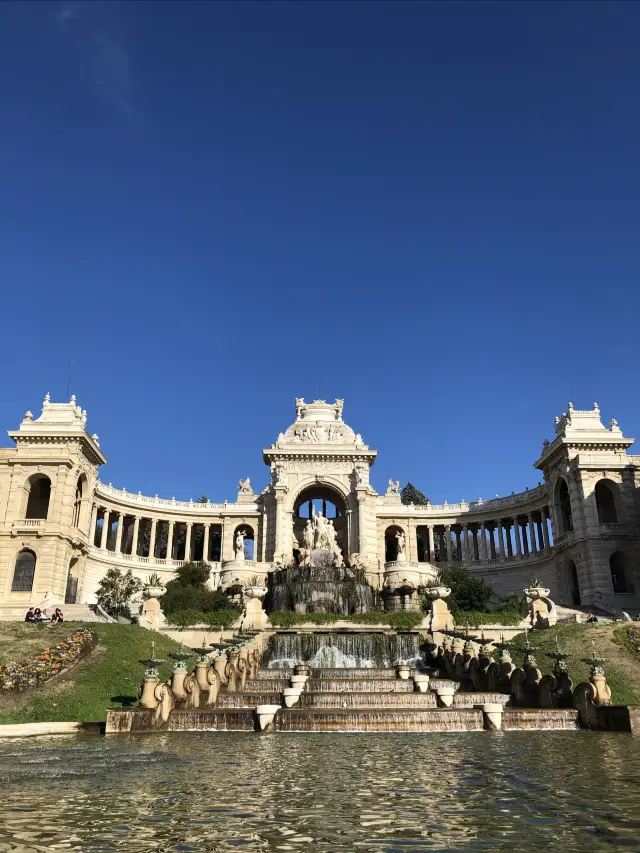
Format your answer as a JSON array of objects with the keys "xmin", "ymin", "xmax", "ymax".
[
  {"xmin": 565, "ymin": 559, "xmax": 581, "ymax": 606},
  {"xmin": 291, "ymin": 483, "xmax": 349, "ymax": 560},
  {"xmin": 595, "ymin": 479, "xmax": 618, "ymax": 524},
  {"xmin": 72, "ymin": 474, "xmax": 88, "ymax": 528},
  {"xmin": 555, "ymin": 478, "xmax": 573, "ymax": 534},
  {"xmin": 234, "ymin": 523, "xmax": 255, "ymax": 561},
  {"xmin": 610, "ymin": 551, "xmax": 632, "ymax": 594},
  {"xmin": 384, "ymin": 525, "xmax": 405, "ymax": 563},
  {"xmin": 12, "ymin": 549, "xmax": 37, "ymax": 592},
  {"xmin": 24, "ymin": 474, "xmax": 51, "ymax": 520},
  {"xmin": 65, "ymin": 557, "xmax": 79, "ymax": 604}
]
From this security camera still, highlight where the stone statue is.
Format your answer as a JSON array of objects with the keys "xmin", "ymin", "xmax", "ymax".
[
  {"xmin": 334, "ymin": 399, "xmax": 344, "ymax": 420},
  {"xmin": 238, "ymin": 477, "xmax": 253, "ymax": 494},
  {"xmin": 388, "ymin": 479, "xmax": 400, "ymax": 494},
  {"xmin": 304, "ymin": 519, "xmax": 314, "ymax": 552},
  {"xmin": 326, "ymin": 519, "xmax": 337, "ymax": 549},
  {"xmin": 395, "ymin": 530, "xmax": 406, "ymax": 561},
  {"xmin": 235, "ymin": 530, "xmax": 246, "ymax": 561},
  {"xmin": 295, "ymin": 398, "xmax": 305, "ymax": 420}
]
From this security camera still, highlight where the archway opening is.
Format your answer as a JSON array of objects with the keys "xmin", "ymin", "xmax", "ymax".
[
  {"xmin": 25, "ymin": 475, "xmax": 51, "ymax": 520},
  {"xmin": 610, "ymin": 551, "xmax": 631, "ymax": 594},
  {"xmin": 12, "ymin": 549, "xmax": 36, "ymax": 592},
  {"xmin": 566, "ymin": 559, "xmax": 581, "ymax": 606},
  {"xmin": 66, "ymin": 557, "xmax": 79, "ymax": 604},
  {"xmin": 234, "ymin": 524, "xmax": 255, "ymax": 561},
  {"xmin": 72, "ymin": 474, "xmax": 87, "ymax": 528},
  {"xmin": 556, "ymin": 478, "xmax": 573, "ymax": 533},
  {"xmin": 293, "ymin": 485, "xmax": 348, "ymax": 560},
  {"xmin": 384, "ymin": 525, "xmax": 405, "ymax": 563},
  {"xmin": 595, "ymin": 480, "xmax": 618, "ymax": 524}
]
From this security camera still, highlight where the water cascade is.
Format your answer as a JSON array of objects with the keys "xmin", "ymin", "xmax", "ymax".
[{"xmin": 263, "ymin": 631, "xmax": 422, "ymax": 668}]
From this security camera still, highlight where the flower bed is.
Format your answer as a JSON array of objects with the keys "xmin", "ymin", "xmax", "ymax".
[{"xmin": 0, "ymin": 629, "xmax": 96, "ymax": 692}]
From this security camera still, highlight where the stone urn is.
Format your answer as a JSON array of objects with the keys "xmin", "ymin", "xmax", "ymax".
[
  {"xmin": 294, "ymin": 663, "xmax": 311, "ymax": 676},
  {"xmin": 145, "ymin": 585, "xmax": 164, "ymax": 599},
  {"xmin": 413, "ymin": 673, "xmax": 430, "ymax": 693},
  {"xmin": 242, "ymin": 585, "xmax": 268, "ymax": 601},
  {"xmin": 396, "ymin": 663, "xmax": 412, "ymax": 680},
  {"xmin": 425, "ymin": 586, "xmax": 452, "ymax": 601},
  {"xmin": 524, "ymin": 586, "xmax": 550, "ymax": 601},
  {"xmin": 282, "ymin": 687, "xmax": 302, "ymax": 708}
]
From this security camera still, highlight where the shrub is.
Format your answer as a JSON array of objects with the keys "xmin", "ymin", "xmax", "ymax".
[
  {"xmin": 96, "ymin": 568, "xmax": 143, "ymax": 618},
  {"xmin": 160, "ymin": 561, "xmax": 240, "ymax": 618},
  {"xmin": 454, "ymin": 610, "xmax": 525, "ymax": 627},
  {"xmin": 434, "ymin": 565, "xmax": 493, "ymax": 613},
  {"xmin": 267, "ymin": 611, "xmax": 424, "ymax": 630}
]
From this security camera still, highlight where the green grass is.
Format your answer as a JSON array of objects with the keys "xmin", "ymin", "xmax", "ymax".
[
  {"xmin": 0, "ymin": 623, "xmax": 186, "ymax": 724},
  {"xmin": 267, "ymin": 611, "xmax": 424, "ymax": 629},
  {"xmin": 454, "ymin": 610, "xmax": 525, "ymax": 627},
  {"xmin": 511, "ymin": 622, "xmax": 640, "ymax": 707},
  {"xmin": 0, "ymin": 622, "xmax": 75, "ymax": 665}
]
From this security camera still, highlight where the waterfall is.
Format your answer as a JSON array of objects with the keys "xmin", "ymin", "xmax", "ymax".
[
  {"xmin": 263, "ymin": 632, "xmax": 421, "ymax": 668},
  {"xmin": 268, "ymin": 559, "xmax": 375, "ymax": 615}
]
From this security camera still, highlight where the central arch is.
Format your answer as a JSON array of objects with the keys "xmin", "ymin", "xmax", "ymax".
[{"xmin": 291, "ymin": 482, "xmax": 349, "ymax": 563}]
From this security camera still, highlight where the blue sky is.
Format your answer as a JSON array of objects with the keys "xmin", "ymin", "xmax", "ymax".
[{"xmin": 1, "ymin": 1, "xmax": 639, "ymax": 504}]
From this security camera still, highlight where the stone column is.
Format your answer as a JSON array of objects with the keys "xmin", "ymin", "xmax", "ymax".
[
  {"xmin": 528, "ymin": 513, "xmax": 538, "ymax": 553},
  {"xmin": 521, "ymin": 520, "xmax": 529, "ymax": 554},
  {"xmin": 166, "ymin": 521, "xmax": 174, "ymax": 561},
  {"xmin": 497, "ymin": 520, "xmax": 504, "ymax": 559},
  {"xmin": 149, "ymin": 517, "xmax": 157, "ymax": 558},
  {"xmin": 541, "ymin": 509, "xmax": 550, "ymax": 549},
  {"xmin": 445, "ymin": 525, "xmax": 453, "ymax": 563},
  {"xmin": 203, "ymin": 524, "xmax": 210, "ymax": 562},
  {"xmin": 506, "ymin": 525, "xmax": 513, "ymax": 557},
  {"xmin": 275, "ymin": 494, "xmax": 284, "ymax": 558},
  {"xmin": 462, "ymin": 524, "xmax": 469, "ymax": 563},
  {"xmin": 427, "ymin": 524, "xmax": 435, "ymax": 562},
  {"xmin": 488, "ymin": 525, "xmax": 496, "ymax": 559},
  {"xmin": 357, "ymin": 495, "xmax": 367, "ymax": 555},
  {"xmin": 472, "ymin": 528, "xmax": 479, "ymax": 561},
  {"xmin": 131, "ymin": 516, "xmax": 140, "ymax": 557},
  {"xmin": 115, "ymin": 513, "xmax": 124, "ymax": 553},
  {"xmin": 479, "ymin": 523, "xmax": 487, "ymax": 561},
  {"xmin": 89, "ymin": 503, "xmax": 97, "ymax": 542},
  {"xmin": 100, "ymin": 509, "xmax": 109, "ymax": 549},
  {"xmin": 513, "ymin": 517, "xmax": 522, "ymax": 555},
  {"xmin": 184, "ymin": 522, "xmax": 192, "ymax": 562}
]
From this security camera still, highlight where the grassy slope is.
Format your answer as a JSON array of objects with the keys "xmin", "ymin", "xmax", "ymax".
[
  {"xmin": 0, "ymin": 623, "xmax": 185, "ymax": 724},
  {"xmin": 0, "ymin": 622, "xmax": 74, "ymax": 665},
  {"xmin": 511, "ymin": 622, "xmax": 640, "ymax": 706}
]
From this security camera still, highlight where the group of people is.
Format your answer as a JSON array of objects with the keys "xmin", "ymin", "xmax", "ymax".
[{"xmin": 24, "ymin": 607, "xmax": 64, "ymax": 623}]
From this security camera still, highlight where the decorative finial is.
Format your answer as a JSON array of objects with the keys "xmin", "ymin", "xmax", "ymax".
[
  {"xmin": 593, "ymin": 402, "xmax": 599, "ymax": 411},
  {"xmin": 24, "ymin": 411, "xmax": 33, "ymax": 422},
  {"xmin": 568, "ymin": 401, "xmax": 574, "ymax": 411},
  {"xmin": 610, "ymin": 418, "xmax": 618, "ymax": 430},
  {"xmin": 554, "ymin": 415, "xmax": 560, "ymax": 425},
  {"xmin": 43, "ymin": 392, "xmax": 50, "ymax": 406},
  {"xmin": 70, "ymin": 394, "xmax": 76, "ymax": 403}
]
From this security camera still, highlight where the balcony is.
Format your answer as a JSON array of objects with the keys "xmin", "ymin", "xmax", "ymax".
[
  {"xmin": 11, "ymin": 518, "xmax": 45, "ymax": 537},
  {"xmin": 600, "ymin": 523, "xmax": 631, "ymax": 536}
]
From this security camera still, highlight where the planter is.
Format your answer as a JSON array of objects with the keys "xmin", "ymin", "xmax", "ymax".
[
  {"xmin": 256, "ymin": 704, "xmax": 281, "ymax": 731},
  {"xmin": 425, "ymin": 586, "xmax": 452, "ymax": 601},
  {"xmin": 524, "ymin": 587, "xmax": 550, "ymax": 601},
  {"xmin": 145, "ymin": 586, "xmax": 164, "ymax": 599},
  {"xmin": 242, "ymin": 585, "xmax": 268, "ymax": 600}
]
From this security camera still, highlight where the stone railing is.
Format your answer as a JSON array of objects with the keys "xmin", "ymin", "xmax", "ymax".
[
  {"xmin": 87, "ymin": 545, "xmax": 221, "ymax": 575},
  {"xmin": 94, "ymin": 482, "xmax": 260, "ymax": 514},
  {"xmin": 379, "ymin": 485, "xmax": 548, "ymax": 516},
  {"xmin": 11, "ymin": 519, "xmax": 45, "ymax": 536}
]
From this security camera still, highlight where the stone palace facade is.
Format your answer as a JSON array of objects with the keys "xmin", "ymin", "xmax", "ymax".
[{"xmin": 1, "ymin": 394, "xmax": 639, "ymax": 615}]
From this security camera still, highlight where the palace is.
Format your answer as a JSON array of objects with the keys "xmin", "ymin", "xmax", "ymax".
[{"xmin": 1, "ymin": 394, "xmax": 639, "ymax": 616}]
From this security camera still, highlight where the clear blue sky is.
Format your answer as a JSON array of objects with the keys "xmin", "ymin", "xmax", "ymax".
[{"xmin": 1, "ymin": 1, "xmax": 639, "ymax": 504}]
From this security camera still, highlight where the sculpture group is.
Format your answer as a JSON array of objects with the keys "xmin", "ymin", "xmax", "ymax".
[{"xmin": 294, "ymin": 510, "xmax": 344, "ymax": 568}]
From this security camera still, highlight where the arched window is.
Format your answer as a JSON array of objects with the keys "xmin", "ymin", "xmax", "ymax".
[
  {"xmin": 72, "ymin": 475, "xmax": 86, "ymax": 528},
  {"xmin": 12, "ymin": 549, "xmax": 36, "ymax": 592},
  {"xmin": 595, "ymin": 480, "xmax": 618, "ymax": 524},
  {"xmin": 25, "ymin": 475, "xmax": 51, "ymax": 520},
  {"xmin": 610, "ymin": 551, "xmax": 631, "ymax": 594},
  {"xmin": 557, "ymin": 479, "xmax": 573, "ymax": 533}
]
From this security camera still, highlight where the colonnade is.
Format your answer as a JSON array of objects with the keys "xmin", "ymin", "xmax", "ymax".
[
  {"xmin": 89, "ymin": 506, "xmax": 225, "ymax": 563},
  {"xmin": 385, "ymin": 506, "xmax": 553, "ymax": 566}
]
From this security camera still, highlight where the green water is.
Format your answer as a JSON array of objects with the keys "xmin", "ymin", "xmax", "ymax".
[{"xmin": 0, "ymin": 731, "xmax": 638, "ymax": 852}]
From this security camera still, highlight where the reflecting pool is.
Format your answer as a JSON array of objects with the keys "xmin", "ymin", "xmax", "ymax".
[{"xmin": 0, "ymin": 731, "xmax": 639, "ymax": 852}]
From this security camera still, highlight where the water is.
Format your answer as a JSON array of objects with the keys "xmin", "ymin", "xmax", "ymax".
[
  {"xmin": 0, "ymin": 731, "xmax": 638, "ymax": 851},
  {"xmin": 264, "ymin": 631, "xmax": 421, "ymax": 668},
  {"xmin": 269, "ymin": 557, "xmax": 374, "ymax": 614}
]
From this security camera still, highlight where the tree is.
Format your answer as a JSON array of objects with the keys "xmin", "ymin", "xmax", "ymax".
[
  {"xmin": 401, "ymin": 482, "xmax": 429, "ymax": 505},
  {"xmin": 435, "ymin": 565, "xmax": 493, "ymax": 613},
  {"xmin": 160, "ymin": 561, "xmax": 240, "ymax": 616},
  {"xmin": 96, "ymin": 567, "xmax": 143, "ymax": 618}
]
